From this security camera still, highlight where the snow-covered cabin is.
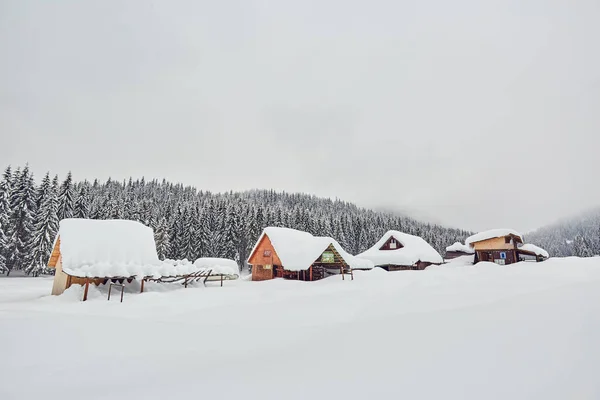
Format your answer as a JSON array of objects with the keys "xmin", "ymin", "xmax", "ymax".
[
  {"xmin": 356, "ymin": 231, "xmax": 443, "ymax": 271},
  {"xmin": 445, "ymin": 242, "xmax": 475, "ymax": 260},
  {"xmin": 466, "ymin": 229, "xmax": 524, "ymax": 265},
  {"xmin": 247, "ymin": 227, "xmax": 373, "ymax": 281}
]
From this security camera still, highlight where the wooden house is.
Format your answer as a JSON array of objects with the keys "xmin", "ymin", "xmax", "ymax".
[
  {"xmin": 445, "ymin": 242, "xmax": 475, "ymax": 260},
  {"xmin": 247, "ymin": 227, "xmax": 373, "ymax": 281},
  {"xmin": 356, "ymin": 231, "xmax": 443, "ymax": 271},
  {"xmin": 466, "ymin": 229, "xmax": 526, "ymax": 265}
]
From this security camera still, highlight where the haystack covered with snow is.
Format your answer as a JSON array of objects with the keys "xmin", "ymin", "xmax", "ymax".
[
  {"xmin": 248, "ymin": 227, "xmax": 373, "ymax": 281},
  {"xmin": 356, "ymin": 231, "xmax": 443, "ymax": 271}
]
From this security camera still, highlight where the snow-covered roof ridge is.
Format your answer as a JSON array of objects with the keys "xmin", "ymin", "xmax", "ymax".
[
  {"xmin": 519, "ymin": 244, "xmax": 549, "ymax": 258},
  {"xmin": 250, "ymin": 227, "xmax": 373, "ymax": 271},
  {"xmin": 465, "ymin": 229, "xmax": 523, "ymax": 246},
  {"xmin": 446, "ymin": 242, "xmax": 475, "ymax": 254},
  {"xmin": 356, "ymin": 230, "xmax": 443, "ymax": 266}
]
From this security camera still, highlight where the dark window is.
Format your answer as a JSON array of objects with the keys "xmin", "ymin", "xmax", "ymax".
[{"xmin": 505, "ymin": 237, "xmax": 511, "ymax": 244}]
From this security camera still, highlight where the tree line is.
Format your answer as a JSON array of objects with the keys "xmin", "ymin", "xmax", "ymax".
[{"xmin": 0, "ymin": 164, "xmax": 473, "ymax": 276}]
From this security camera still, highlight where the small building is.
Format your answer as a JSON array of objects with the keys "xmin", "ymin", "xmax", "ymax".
[
  {"xmin": 445, "ymin": 242, "xmax": 475, "ymax": 260},
  {"xmin": 48, "ymin": 219, "xmax": 162, "ymax": 296},
  {"xmin": 247, "ymin": 227, "xmax": 372, "ymax": 281},
  {"xmin": 356, "ymin": 230, "xmax": 443, "ymax": 271},
  {"xmin": 466, "ymin": 229, "xmax": 525, "ymax": 265},
  {"xmin": 517, "ymin": 244, "xmax": 549, "ymax": 262},
  {"xmin": 48, "ymin": 218, "xmax": 232, "ymax": 299}
]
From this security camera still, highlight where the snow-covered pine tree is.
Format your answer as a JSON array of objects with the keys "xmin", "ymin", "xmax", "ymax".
[
  {"xmin": 26, "ymin": 172, "xmax": 59, "ymax": 276},
  {"xmin": 57, "ymin": 171, "xmax": 75, "ymax": 221},
  {"xmin": 154, "ymin": 217, "xmax": 171, "ymax": 260},
  {"xmin": 7, "ymin": 166, "xmax": 37, "ymax": 274},
  {"xmin": 73, "ymin": 180, "xmax": 91, "ymax": 219},
  {"xmin": 0, "ymin": 166, "xmax": 11, "ymax": 273},
  {"xmin": 220, "ymin": 204, "xmax": 238, "ymax": 261}
]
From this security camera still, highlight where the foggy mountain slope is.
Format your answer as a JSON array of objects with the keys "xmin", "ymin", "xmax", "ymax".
[{"xmin": 526, "ymin": 208, "xmax": 600, "ymax": 257}]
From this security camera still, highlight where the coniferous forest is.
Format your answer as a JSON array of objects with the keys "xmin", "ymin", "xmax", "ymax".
[{"xmin": 0, "ymin": 164, "xmax": 473, "ymax": 276}]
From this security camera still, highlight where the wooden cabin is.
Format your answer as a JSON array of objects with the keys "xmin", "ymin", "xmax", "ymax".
[
  {"xmin": 445, "ymin": 242, "xmax": 475, "ymax": 260},
  {"xmin": 356, "ymin": 231, "xmax": 443, "ymax": 271},
  {"xmin": 248, "ymin": 227, "xmax": 372, "ymax": 282},
  {"xmin": 466, "ymin": 229, "xmax": 526, "ymax": 265}
]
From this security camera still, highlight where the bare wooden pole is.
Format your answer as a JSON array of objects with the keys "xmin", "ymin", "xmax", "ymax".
[
  {"xmin": 83, "ymin": 279, "xmax": 90, "ymax": 301},
  {"xmin": 120, "ymin": 285, "xmax": 124, "ymax": 303},
  {"xmin": 309, "ymin": 266, "xmax": 313, "ymax": 281},
  {"xmin": 351, "ymin": 268, "xmax": 354, "ymax": 281},
  {"xmin": 341, "ymin": 266, "xmax": 345, "ymax": 280},
  {"xmin": 140, "ymin": 279, "xmax": 145, "ymax": 293},
  {"xmin": 220, "ymin": 274, "xmax": 223, "ymax": 287}
]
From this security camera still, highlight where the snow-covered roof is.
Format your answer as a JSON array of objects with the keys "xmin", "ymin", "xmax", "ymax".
[
  {"xmin": 55, "ymin": 219, "xmax": 234, "ymax": 278},
  {"xmin": 465, "ymin": 229, "xmax": 523, "ymax": 246},
  {"xmin": 518, "ymin": 244, "xmax": 549, "ymax": 258},
  {"xmin": 194, "ymin": 258, "xmax": 239, "ymax": 276},
  {"xmin": 356, "ymin": 231, "xmax": 443, "ymax": 266},
  {"xmin": 445, "ymin": 242, "xmax": 475, "ymax": 254},
  {"xmin": 249, "ymin": 227, "xmax": 373, "ymax": 271}
]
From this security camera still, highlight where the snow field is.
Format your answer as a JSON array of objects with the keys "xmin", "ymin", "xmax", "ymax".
[{"xmin": 1, "ymin": 258, "xmax": 600, "ymax": 400}]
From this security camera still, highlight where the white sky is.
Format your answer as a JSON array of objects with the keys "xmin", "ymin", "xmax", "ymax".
[{"xmin": 1, "ymin": 0, "xmax": 599, "ymax": 232}]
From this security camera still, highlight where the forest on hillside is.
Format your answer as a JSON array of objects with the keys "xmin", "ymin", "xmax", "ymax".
[
  {"xmin": 0, "ymin": 165, "xmax": 472, "ymax": 276},
  {"xmin": 526, "ymin": 209, "xmax": 600, "ymax": 258}
]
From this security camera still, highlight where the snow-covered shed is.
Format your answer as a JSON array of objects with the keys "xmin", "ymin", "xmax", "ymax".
[
  {"xmin": 356, "ymin": 231, "xmax": 443, "ymax": 271},
  {"xmin": 48, "ymin": 219, "xmax": 234, "ymax": 299},
  {"xmin": 445, "ymin": 241, "xmax": 475, "ymax": 260},
  {"xmin": 517, "ymin": 244, "xmax": 550, "ymax": 262},
  {"xmin": 247, "ymin": 227, "xmax": 373, "ymax": 281},
  {"xmin": 465, "ymin": 229, "xmax": 524, "ymax": 265},
  {"xmin": 48, "ymin": 219, "xmax": 161, "ymax": 296}
]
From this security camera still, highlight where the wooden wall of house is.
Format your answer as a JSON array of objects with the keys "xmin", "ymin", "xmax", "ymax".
[
  {"xmin": 445, "ymin": 251, "xmax": 472, "ymax": 260},
  {"xmin": 476, "ymin": 249, "xmax": 517, "ymax": 265},
  {"xmin": 472, "ymin": 237, "xmax": 515, "ymax": 251},
  {"xmin": 249, "ymin": 234, "xmax": 281, "ymax": 281}
]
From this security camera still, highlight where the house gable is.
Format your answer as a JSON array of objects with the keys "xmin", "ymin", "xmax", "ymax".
[
  {"xmin": 248, "ymin": 234, "xmax": 282, "ymax": 267},
  {"xmin": 379, "ymin": 235, "xmax": 404, "ymax": 251}
]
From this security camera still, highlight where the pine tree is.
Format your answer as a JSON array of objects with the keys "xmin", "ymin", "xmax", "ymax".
[
  {"xmin": 7, "ymin": 166, "xmax": 37, "ymax": 274},
  {"xmin": 0, "ymin": 166, "xmax": 11, "ymax": 273},
  {"xmin": 26, "ymin": 172, "xmax": 59, "ymax": 276},
  {"xmin": 57, "ymin": 171, "xmax": 75, "ymax": 221},
  {"xmin": 221, "ymin": 204, "xmax": 238, "ymax": 261},
  {"xmin": 154, "ymin": 217, "xmax": 171, "ymax": 260},
  {"xmin": 73, "ymin": 181, "xmax": 91, "ymax": 219}
]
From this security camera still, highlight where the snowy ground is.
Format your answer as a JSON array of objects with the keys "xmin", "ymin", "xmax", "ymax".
[{"xmin": 1, "ymin": 258, "xmax": 600, "ymax": 400}]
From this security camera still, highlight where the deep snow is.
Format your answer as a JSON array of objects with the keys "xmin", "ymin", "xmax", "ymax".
[{"xmin": 1, "ymin": 258, "xmax": 600, "ymax": 400}]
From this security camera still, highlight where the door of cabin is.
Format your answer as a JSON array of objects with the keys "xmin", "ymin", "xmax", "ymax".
[{"xmin": 480, "ymin": 252, "xmax": 490, "ymax": 262}]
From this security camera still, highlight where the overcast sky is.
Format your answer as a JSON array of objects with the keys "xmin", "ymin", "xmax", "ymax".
[{"xmin": 1, "ymin": 0, "xmax": 599, "ymax": 232}]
